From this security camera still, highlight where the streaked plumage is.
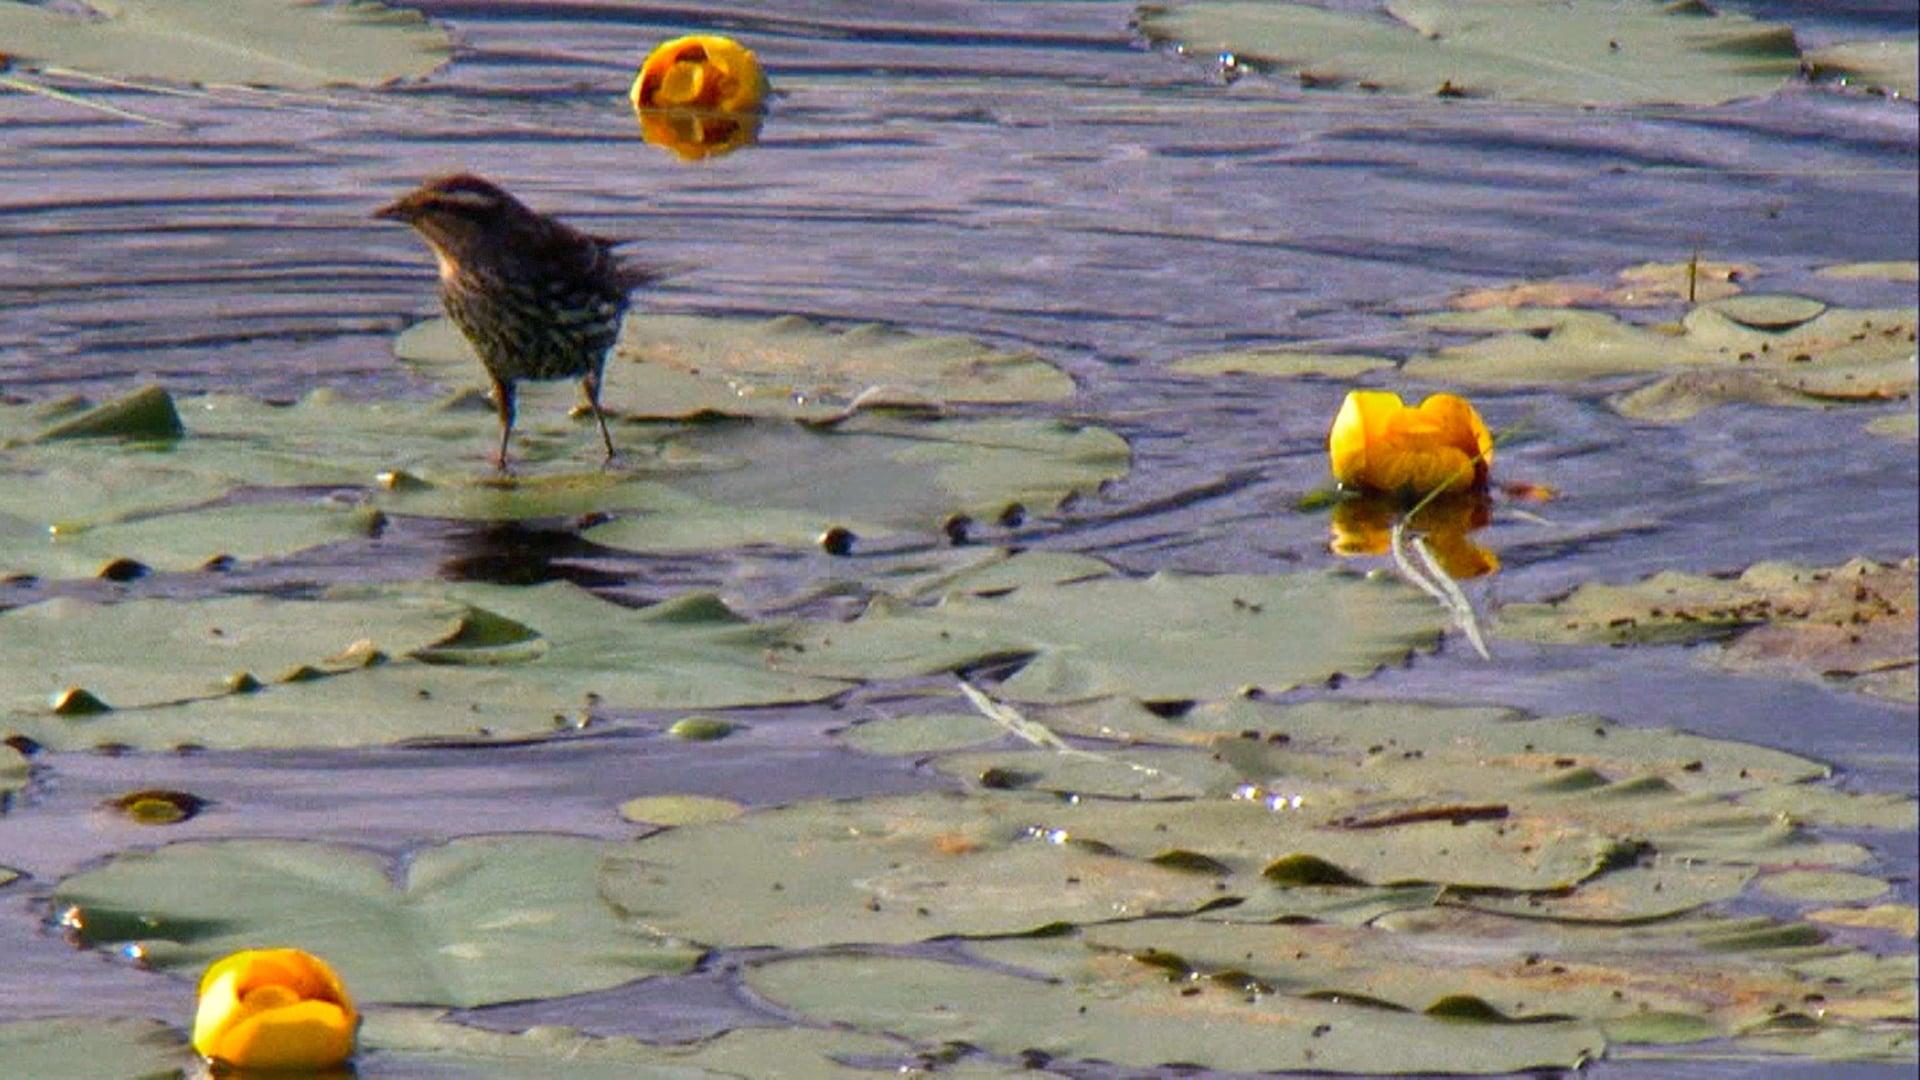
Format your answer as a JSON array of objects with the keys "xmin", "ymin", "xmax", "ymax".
[{"xmin": 376, "ymin": 174, "xmax": 654, "ymax": 468}]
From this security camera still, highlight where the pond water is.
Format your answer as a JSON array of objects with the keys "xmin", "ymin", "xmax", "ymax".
[{"xmin": 0, "ymin": 1, "xmax": 1915, "ymax": 1077}]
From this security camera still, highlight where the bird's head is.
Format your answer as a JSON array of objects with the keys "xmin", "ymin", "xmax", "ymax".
[{"xmin": 376, "ymin": 174, "xmax": 535, "ymax": 276}]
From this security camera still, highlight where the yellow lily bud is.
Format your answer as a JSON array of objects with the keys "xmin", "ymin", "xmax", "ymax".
[
  {"xmin": 1327, "ymin": 390, "xmax": 1493, "ymax": 496},
  {"xmin": 192, "ymin": 948, "xmax": 357, "ymax": 1072},
  {"xmin": 631, "ymin": 35, "xmax": 768, "ymax": 160}
]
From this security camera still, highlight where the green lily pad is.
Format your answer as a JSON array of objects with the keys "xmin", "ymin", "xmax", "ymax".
[
  {"xmin": 0, "ymin": 1018, "xmax": 191, "ymax": 1080},
  {"xmin": 1, "ymin": 498, "xmax": 383, "ymax": 582},
  {"xmin": 1820, "ymin": 261, "xmax": 1920, "ymax": 284},
  {"xmin": 619, "ymin": 795, "xmax": 746, "ymax": 827},
  {"xmin": 604, "ymin": 784, "xmax": 1683, "ymax": 951},
  {"xmin": 0, "ymin": 0, "xmax": 450, "ymax": 88},
  {"xmin": 1868, "ymin": 404, "xmax": 1919, "ymax": 441},
  {"xmin": 396, "ymin": 312, "xmax": 1075, "ymax": 420},
  {"xmin": 933, "ymin": 745, "xmax": 1243, "ymax": 799},
  {"xmin": 775, "ymin": 568, "xmax": 1445, "ymax": 703},
  {"xmin": 1138, "ymin": 0, "xmax": 1801, "ymax": 106},
  {"xmin": 1170, "ymin": 350, "xmax": 1394, "ymax": 380},
  {"xmin": 1061, "ymin": 910, "xmax": 1906, "ymax": 1054},
  {"xmin": 1809, "ymin": 905, "xmax": 1919, "ymax": 938},
  {"xmin": 56, "ymin": 835, "xmax": 701, "ymax": 1007},
  {"xmin": 1403, "ymin": 301, "xmax": 1918, "ymax": 391},
  {"xmin": 363, "ymin": 1009, "xmax": 937, "ymax": 1079},
  {"xmin": 1758, "ymin": 871, "xmax": 1891, "ymax": 904},
  {"xmin": 1449, "ymin": 261, "xmax": 1753, "ymax": 311},
  {"xmin": 1806, "ymin": 39, "xmax": 1920, "ymax": 99},
  {"xmin": 2, "ymin": 584, "xmax": 849, "ymax": 751},
  {"xmin": 602, "ymin": 791, "xmax": 1234, "ymax": 949},
  {"xmin": 1, "ymin": 391, "xmax": 1127, "ymax": 566},
  {"xmin": 26, "ymin": 385, "xmax": 182, "ymax": 442},
  {"xmin": 836, "ymin": 711, "xmax": 1010, "ymax": 756},
  {"xmin": 747, "ymin": 949, "xmax": 1605, "ymax": 1074},
  {"xmin": 1497, "ymin": 557, "xmax": 1918, "ymax": 702},
  {"xmin": 0, "ymin": 592, "xmax": 461, "ymax": 715}
]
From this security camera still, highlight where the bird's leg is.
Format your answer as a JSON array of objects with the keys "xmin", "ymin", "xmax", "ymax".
[
  {"xmin": 582, "ymin": 369, "xmax": 617, "ymax": 464},
  {"xmin": 489, "ymin": 377, "xmax": 517, "ymax": 471}
]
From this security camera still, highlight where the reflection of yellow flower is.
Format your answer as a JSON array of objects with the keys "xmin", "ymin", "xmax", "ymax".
[
  {"xmin": 636, "ymin": 108, "xmax": 762, "ymax": 161},
  {"xmin": 193, "ymin": 948, "xmax": 357, "ymax": 1073},
  {"xmin": 1331, "ymin": 492, "xmax": 1500, "ymax": 580},
  {"xmin": 1328, "ymin": 391, "xmax": 1493, "ymax": 496},
  {"xmin": 631, "ymin": 35, "xmax": 767, "ymax": 161}
]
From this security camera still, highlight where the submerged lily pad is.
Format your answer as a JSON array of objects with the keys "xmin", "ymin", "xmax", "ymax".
[
  {"xmin": 747, "ymin": 948, "xmax": 1605, "ymax": 1074},
  {"xmin": 56, "ymin": 835, "xmax": 701, "ymax": 1007},
  {"xmin": 775, "ymin": 566, "xmax": 1445, "ymax": 703},
  {"xmin": 1138, "ymin": 0, "xmax": 1801, "ymax": 106},
  {"xmin": 396, "ymin": 311, "xmax": 1075, "ymax": 420},
  {"xmin": 1497, "ymin": 557, "xmax": 1918, "ymax": 702},
  {"xmin": 0, "ymin": 0, "xmax": 450, "ymax": 88}
]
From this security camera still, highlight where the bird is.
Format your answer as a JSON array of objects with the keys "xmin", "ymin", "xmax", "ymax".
[{"xmin": 375, "ymin": 173, "xmax": 656, "ymax": 469}]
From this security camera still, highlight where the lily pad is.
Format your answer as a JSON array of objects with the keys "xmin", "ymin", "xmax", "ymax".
[
  {"xmin": 1450, "ymin": 260, "xmax": 1753, "ymax": 311},
  {"xmin": 396, "ymin": 311, "xmax": 1075, "ymax": 420},
  {"xmin": 0, "ymin": 0, "xmax": 450, "ymax": 88},
  {"xmin": 362, "ymin": 1010, "xmax": 934, "ymax": 1079},
  {"xmin": 836, "ymin": 711, "xmax": 1010, "ymax": 756},
  {"xmin": 1497, "ymin": 557, "xmax": 1919, "ymax": 702},
  {"xmin": 1138, "ymin": 0, "xmax": 1801, "ymax": 107},
  {"xmin": 56, "ymin": 835, "xmax": 702, "ymax": 1007},
  {"xmin": 2, "ymin": 390, "xmax": 1127, "ymax": 564},
  {"xmin": 0, "ymin": 497, "xmax": 382, "ymax": 582},
  {"xmin": 1403, "ymin": 300, "xmax": 1918, "ymax": 391},
  {"xmin": 1806, "ymin": 39, "xmax": 1920, "ymax": 99},
  {"xmin": 747, "ymin": 948, "xmax": 1605, "ymax": 1074},
  {"xmin": 1758, "ymin": 871, "xmax": 1891, "ymax": 904},
  {"xmin": 619, "ymin": 795, "xmax": 746, "ymax": 827},
  {"xmin": 0, "ymin": 592, "xmax": 462, "ymax": 715},
  {"xmin": 1868, "ymin": 404, "xmax": 1919, "ymax": 441},
  {"xmin": 0, "ymin": 1018, "xmax": 190, "ymax": 1080},
  {"xmin": 1170, "ymin": 350, "xmax": 1394, "ymax": 379},
  {"xmin": 1820, "ymin": 261, "xmax": 1920, "ymax": 284},
  {"xmin": 1809, "ymin": 905, "xmax": 1919, "ymax": 938},
  {"xmin": 775, "ymin": 567, "xmax": 1445, "ymax": 703},
  {"xmin": 2, "ymin": 584, "xmax": 850, "ymax": 751}
]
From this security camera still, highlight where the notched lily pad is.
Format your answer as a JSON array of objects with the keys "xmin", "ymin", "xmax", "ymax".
[
  {"xmin": 0, "ymin": 0, "xmax": 451, "ymax": 88},
  {"xmin": 55, "ymin": 835, "xmax": 701, "ymax": 1007},
  {"xmin": 0, "ymin": 1018, "xmax": 190, "ymax": 1080},
  {"xmin": 1450, "ymin": 261, "xmax": 1753, "ymax": 311},
  {"xmin": 1805, "ymin": 39, "xmax": 1919, "ymax": 99},
  {"xmin": 1138, "ymin": 0, "xmax": 1801, "ymax": 106},
  {"xmin": 775, "ymin": 567, "xmax": 1445, "ymax": 703}
]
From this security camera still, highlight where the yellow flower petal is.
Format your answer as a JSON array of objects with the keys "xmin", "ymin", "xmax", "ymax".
[
  {"xmin": 193, "ymin": 948, "xmax": 357, "ymax": 1071},
  {"xmin": 1326, "ymin": 390, "xmax": 1493, "ymax": 496},
  {"xmin": 630, "ymin": 34, "xmax": 768, "ymax": 113}
]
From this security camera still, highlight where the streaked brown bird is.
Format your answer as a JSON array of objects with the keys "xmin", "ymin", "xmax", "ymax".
[{"xmin": 375, "ymin": 173, "xmax": 655, "ymax": 469}]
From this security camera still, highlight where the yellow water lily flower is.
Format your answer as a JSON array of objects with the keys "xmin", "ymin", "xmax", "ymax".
[
  {"xmin": 193, "ymin": 948, "xmax": 357, "ymax": 1072},
  {"xmin": 631, "ymin": 35, "xmax": 767, "ymax": 160},
  {"xmin": 1327, "ymin": 390, "xmax": 1493, "ymax": 496},
  {"xmin": 632, "ymin": 35, "xmax": 767, "ymax": 113},
  {"xmin": 1331, "ymin": 491, "xmax": 1500, "ymax": 580}
]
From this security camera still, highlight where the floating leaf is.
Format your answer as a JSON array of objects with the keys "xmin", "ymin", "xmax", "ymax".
[
  {"xmin": 56, "ymin": 836, "xmax": 701, "ymax": 1007},
  {"xmin": 1403, "ymin": 300, "xmax": 1917, "ymax": 392},
  {"xmin": 0, "ymin": 0, "xmax": 450, "ymax": 88},
  {"xmin": 775, "ymin": 567, "xmax": 1444, "ymax": 703},
  {"xmin": 27, "ymin": 385, "xmax": 181, "ymax": 442},
  {"xmin": 1758, "ymin": 871, "xmax": 1891, "ymax": 904},
  {"xmin": 396, "ymin": 312, "xmax": 1075, "ymax": 420},
  {"xmin": 618, "ymin": 795, "xmax": 746, "ymax": 827},
  {"xmin": 1808, "ymin": 905, "xmax": 1919, "ymax": 939},
  {"xmin": 362, "ymin": 1009, "xmax": 924, "ymax": 1080},
  {"xmin": 1170, "ymin": 350, "xmax": 1393, "ymax": 379},
  {"xmin": 0, "ymin": 1019, "xmax": 190, "ymax": 1080},
  {"xmin": 1450, "ymin": 261, "xmax": 1753, "ymax": 311},
  {"xmin": 1497, "ymin": 557, "xmax": 1918, "ymax": 702},
  {"xmin": 836, "ymin": 711, "xmax": 1010, "ymax": 756},
  {"xmin": 1806, "ymin": 39, "xmax": 1919, "ymax": 99},
  {"xmin": 1138, "ymin": 0, "xmax": 1801, "ymax": 107},
  {"xmin": 747, "ymin": 948, "xmax": 1605, "ymax": 1074},
  {"xmin": 1820, "ymin": 261, "xmax": 1920, "ymax": 284}
]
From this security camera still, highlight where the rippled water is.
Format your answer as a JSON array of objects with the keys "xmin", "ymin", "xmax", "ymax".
[{"xmin": 1, "ymin": 1, "xmax": 1916, "ymax": 1075}]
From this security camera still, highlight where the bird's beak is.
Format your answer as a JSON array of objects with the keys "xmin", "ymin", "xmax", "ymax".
[{"xmin": 373, "ymin": 196, "xmax": 415, "ymax": 222}]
